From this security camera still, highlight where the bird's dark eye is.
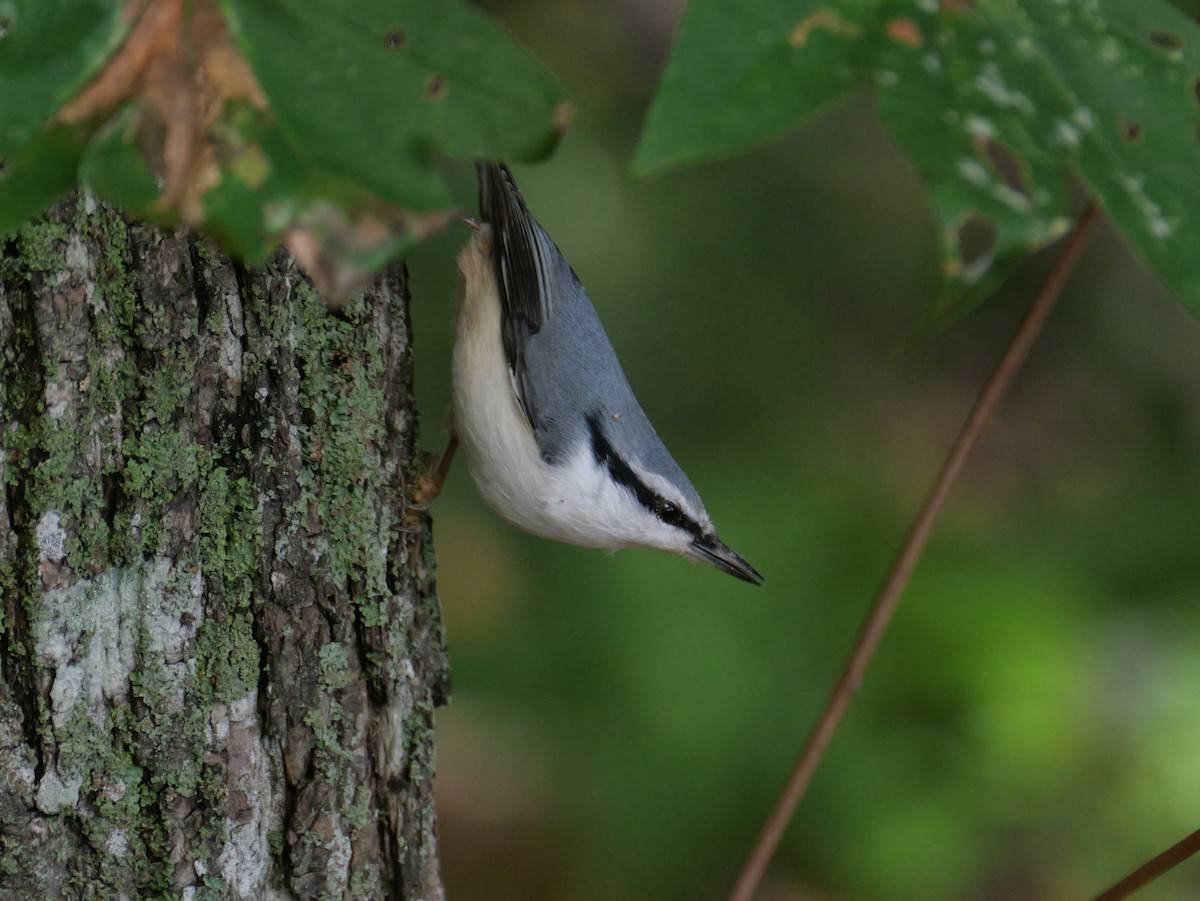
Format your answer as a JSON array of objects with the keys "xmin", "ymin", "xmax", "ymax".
[{"xmin": 655, "ymin": 499, "xmax": 684, "ymax": 526}]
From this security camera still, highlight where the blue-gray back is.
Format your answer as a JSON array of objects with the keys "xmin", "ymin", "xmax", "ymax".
[{"xmin": 477, "ymin": 162, "xmax": 705, "ymax": 513}]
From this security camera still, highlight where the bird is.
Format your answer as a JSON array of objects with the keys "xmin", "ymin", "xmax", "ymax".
[{"xmin": 447, "ymin": 161, "xmax": 762, "ymax": 585}]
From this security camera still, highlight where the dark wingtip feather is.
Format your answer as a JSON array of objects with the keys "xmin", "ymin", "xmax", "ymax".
[
  {"xmin": 476, "ymin": 161, "xmax": 525, "ymax": 228},
  {"xmin": 474, "ymin": 162, "xmax": 550, "ymax": 342}
]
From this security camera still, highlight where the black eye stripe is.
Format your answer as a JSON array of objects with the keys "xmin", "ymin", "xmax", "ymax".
[{"xmin": 586, "ymin": 413, "xmax": 704, "ymax": 539}]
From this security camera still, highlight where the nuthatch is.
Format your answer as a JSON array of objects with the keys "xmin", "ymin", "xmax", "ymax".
[{"xmin": 449, "ymin": 162, "xmax": 762, "ymax": 585}]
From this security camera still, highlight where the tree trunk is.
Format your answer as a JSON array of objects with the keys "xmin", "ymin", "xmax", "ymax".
[{"xmin": 0, "ymin": 195, "xmax": 449, "ymax": 899}]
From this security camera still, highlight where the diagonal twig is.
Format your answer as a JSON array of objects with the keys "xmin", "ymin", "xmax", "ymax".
[
  {"xmin": 1092, "ymin": 826, "xmax": 1200, "ymax": 901},
  {"xmin": 728, "ymin": 200, "xmax": 1103, "ymax": 901}
]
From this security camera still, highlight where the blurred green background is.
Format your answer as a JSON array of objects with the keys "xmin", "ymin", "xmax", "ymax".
[{"xmin": 406, "ymin": 2, "xmax": 1200, "ymax": 898}]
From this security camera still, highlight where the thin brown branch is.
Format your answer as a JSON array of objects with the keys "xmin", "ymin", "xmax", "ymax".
[
  {"xmin": 1092, "ymin": 826, "xmax": 1200, "ymax": 901},
  {"xmin": 728, "ymin": 200, "xmax": 1103, "ymax": 901}
]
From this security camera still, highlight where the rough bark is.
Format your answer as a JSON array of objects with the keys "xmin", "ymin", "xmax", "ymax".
[{"xmin": 0, "ymin": 194, "xmax": 449, "ymax": 899}]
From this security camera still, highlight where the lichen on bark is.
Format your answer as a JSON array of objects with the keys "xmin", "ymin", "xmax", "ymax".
[{"xmin": 0, "ymin": 194, "xmax": 449, "ymax": 899}]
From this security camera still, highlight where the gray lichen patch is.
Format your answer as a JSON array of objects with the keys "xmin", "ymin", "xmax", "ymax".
[
  {"xmin": 34, "ymin": 557, "xmax": 194, "ymax": 735},
  {"xmin": 33, "ymin": 768, "xmax": 82, "ymax": 815},
  {"xmin": 213, "ymin": 693, "xmax": 284, "ymax": 899},
  {"xmin": 35, "ymin": 510, "xmax": 67, "ymax": 563}
]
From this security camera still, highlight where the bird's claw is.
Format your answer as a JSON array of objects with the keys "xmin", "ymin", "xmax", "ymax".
[{"xmin": 405, "ymin": 435, "xmax": 459, "ymax": 526}]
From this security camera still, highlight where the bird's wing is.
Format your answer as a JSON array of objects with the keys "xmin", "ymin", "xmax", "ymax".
[
  {"xmin": 477, "ymin": 161, "xmax": 575, "ymax": 441},
  {"xmin": 478, "ymin": 161, "xmax": 558, "ymax": 347}
]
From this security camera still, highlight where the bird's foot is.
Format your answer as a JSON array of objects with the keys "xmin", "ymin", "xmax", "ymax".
[{"xmin": 406, "ymin": 435, "xmax": 459, "ymax": 524}]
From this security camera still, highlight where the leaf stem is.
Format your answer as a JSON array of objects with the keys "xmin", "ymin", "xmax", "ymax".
[
  {"xmin": 728, "ymin": 200, "xmax": 1103, "ymax": 901},
  {"xmin": 1092, "ymin": 826, "xmax": 1200, "ymax": 901}
]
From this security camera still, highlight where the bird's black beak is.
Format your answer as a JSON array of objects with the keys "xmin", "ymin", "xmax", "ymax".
[{"xmin": 690, "ymin": 535, "xmax": 763, "ymax": 586}]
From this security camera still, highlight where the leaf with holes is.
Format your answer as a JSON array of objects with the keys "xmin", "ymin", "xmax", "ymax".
[
  {"xmin": 870, "ymin": 4, "xmax": 1079, "ymax": 318},
  {"xmin": 1, "ymin": 0, "xmax": 566, "ymax": 301},
  {"xmin": 637, "ymin": 0, "xmax": 1200, "ymax": 319},
  {"xmin": 874, "ymin": 0, "xmax": 1200, "ymax": 318},
  {"xmin": 1023, "ymin": 0, "xmax": 1200, "ymax": 314}
]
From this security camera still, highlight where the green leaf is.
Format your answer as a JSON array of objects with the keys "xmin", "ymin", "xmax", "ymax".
[
  {"xmin": 197, "ymin": 108, "xmax": 313, "ymax": 264},
  {"xmin": 220, "ymin": 0, "xmax": 568, "ymax": 212},
  {"xmin": 637, "ymin": 0, "xmax": 1200, "ymax": 318},
  {"xmin": 78, "ymin": 106, "xmax": 161, "ymax": 218},
  {"xmin": 870, "ymin": 5, "xmax": 1078, "ymax": 316},
  {"xmin": 0, "ymin": 126, "xmax": 85, "ymax": 237},
  {"xmin": 1024, "ymin": 0, "xmax": 1200, "ymax": 312},
  {"xmin": 76, "ymin": 95, "xmax": 430, "ymax": 279},
  {"xmin": 196, "ymin": 101, "xmax": 421, "ymax": 267},
  {"xmin": 633, "ymin": 0, "xmax": 869, "ymax": 176},
  {"xmin": 0, "ymin": 0, "xmax": 126, "ymax": 160},
  {"xmin": 0, "ymin": 0, "xmax": 565, "ymax": 295}
]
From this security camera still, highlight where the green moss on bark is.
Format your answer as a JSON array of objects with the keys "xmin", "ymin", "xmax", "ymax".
[
  {"xmin": 2, "ymin": 198, "xmax": 446, "ymax": 899},
  {"xmin": 293, "ymin": 283, "xmax": 391, "ymax": 600}
]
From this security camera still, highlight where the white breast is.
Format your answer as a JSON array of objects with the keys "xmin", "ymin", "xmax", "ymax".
[{"xmin": 452, "ymin": 230, "xmax": 666, "ymax": 550}]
